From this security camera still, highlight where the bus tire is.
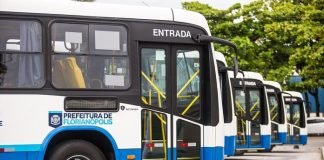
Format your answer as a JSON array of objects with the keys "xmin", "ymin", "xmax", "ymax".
[{"xmin": 47, "ymin": 139, "xmax": 107, "ymax": 160}]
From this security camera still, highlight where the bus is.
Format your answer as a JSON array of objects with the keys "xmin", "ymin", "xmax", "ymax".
[
  {"xmin": 215, "ymin": 52, "xmax": 236, "ymax": 156},
  {"xmin": 264, "ymin": 81, "xmax": 288, "ymax": 149},
  {"xmin": 282, "ymin": 91, "xmax": 307, "ymax": 146},
  {"xmin": 229, "ymin": 71, "xmax": 271, "ymax": 153},
  {"xmin": 0, "ymin": 0, "xmax": 241, "ymax": 159}
]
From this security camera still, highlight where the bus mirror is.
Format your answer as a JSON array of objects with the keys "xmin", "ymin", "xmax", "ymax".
[
  {"xmin": 233, "ymin": 57, "xmax": 238, "ymax": 78},
  {"xmin": 192, "ymin": 34, "xmax": 240, "ymax": 76},
  {"xmin": 237, "ymin": 69, "xmax": 246, "ymax": 92}
]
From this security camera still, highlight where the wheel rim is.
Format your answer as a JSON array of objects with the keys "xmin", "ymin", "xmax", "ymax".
[{"xmin": 67, "ymin": 155, "xmax": 91, "ymax": 160}]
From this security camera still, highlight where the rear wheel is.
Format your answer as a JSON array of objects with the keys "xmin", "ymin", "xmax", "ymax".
[{"xmin": 47, "ymin": 139, "xmax": 107, "ymax": 160}]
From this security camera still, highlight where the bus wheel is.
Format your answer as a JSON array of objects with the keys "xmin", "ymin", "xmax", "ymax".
[{"xmin": 48, "ymin": 139, "xmax": 107, "ymax": 160}]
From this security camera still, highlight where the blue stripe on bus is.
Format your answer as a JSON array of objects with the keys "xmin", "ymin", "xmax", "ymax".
[
  {"xmin": 202, "ymin": 146, "xmax": 223, "ymax": 160},
  {"xmin": 0, "ymin": 144, "xmax": 41, "ymax": 152},
  {"xmin": 224, "ymin": 136, "xmax": 235, "ymax": 156},
  {"xmin": 119, "ymin": 148, "xmax": 141, "ymax": 160},
  {"xmin": 261, "ymin": 135, "xmax": 271, "ymax": 150},
  {"xmin": 236, "ymin": 135, "xmax": 271, "ymax": 149},
  {"xmin": 287, "ymin": 134, "xmax": 307, "ymax": 145},
  {"xmin": 300, "ymin": 135, "xmax": 307, "ymax": 145},
  {"xmin": 0, "ymin": 152, "xmax": 38, "ymax": 160},
  {"xmin": 279, "ymin": 132, "xmax": 287, "ymax": 144}
]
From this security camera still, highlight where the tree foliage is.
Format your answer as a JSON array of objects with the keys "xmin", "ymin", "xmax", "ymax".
[{"xmin": 183, "ymin": 0, "xmax": 324, "ymax": 91}]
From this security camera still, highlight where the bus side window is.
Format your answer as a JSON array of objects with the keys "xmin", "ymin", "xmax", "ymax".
[
  {"xmin": 0, "ymin": 20, "xmax": 44, "ymax": 88},
  {"xmin": 51, "ymin": 23, "xmax": 130, "ymax": 89}
]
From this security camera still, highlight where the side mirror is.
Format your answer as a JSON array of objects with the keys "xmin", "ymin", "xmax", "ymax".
[{"xmin": 233, "ymin": 57, "xmax": 238, "ymax": 78}]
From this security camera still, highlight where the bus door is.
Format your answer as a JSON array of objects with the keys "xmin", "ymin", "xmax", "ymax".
[
  {"xmin": 284, "ymin": 102, "xmax": 292, "ymax": 143},
  {"xmin": 140, "ymin": 43, "xmax": 204, "ymax": 160},
  {"xmin": 248, "ymin": 89, "xmax": 262, "ymax": 148},
  {"xmin": 268, "ymin": 92, "xmax": 280, "ymax": 143},
  {"xmin": 291, "ymin": 103, "xmax": 302, "ymax": 143},
  {"xmin": 235, "ymin": 88, "xmax": 262, "ymax": 148},
  {"xmin": 285, "ymin": 100, "xmax": 302, "ymax": 144}
]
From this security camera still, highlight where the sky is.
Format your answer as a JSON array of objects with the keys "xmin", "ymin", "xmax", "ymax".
[{"xmin": 95, "ymin": 0, "xmax": 253, "ymax": 9}]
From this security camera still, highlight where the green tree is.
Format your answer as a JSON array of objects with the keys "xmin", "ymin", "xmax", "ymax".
[{"xmin": 183, "ymin": 0, "xmax": 324, "ymax": 115}]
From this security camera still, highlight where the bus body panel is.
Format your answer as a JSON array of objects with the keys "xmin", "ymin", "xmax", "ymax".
[
  {"xmin": 214, "ymin": 51, "xmax": 236, "ymax": 156},
  {"xmin": 264, "ymin": 81, "xmax": 288, "ymax": 145},
  {"xmin": 0, "ymin": 1, "xmax": 226, "ymax": 159},
  {"xmin": 229, "ymin": 71, "xmax": 271, "ymax": 151},
  {"xmin": 283, "ymin": 91, "xmax": 307, "ymax": 145},
  {"xmin": 0, "ymin": 95, "xmax": 143, "ymax": 160}
]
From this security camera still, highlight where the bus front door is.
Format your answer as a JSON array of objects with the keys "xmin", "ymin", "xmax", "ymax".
[
  {"xmin": 140, "ymin": 43, "xmax": 204, "ymax": 160},
  {"xmin": 285, "ymin": 101, "xmax": 302, "ymax": 144},
  {"xmin": 235, "ymin": 89, "xmax": 262, "ymax": 148}
]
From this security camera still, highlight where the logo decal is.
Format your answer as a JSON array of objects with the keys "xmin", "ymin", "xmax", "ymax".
[
  {"xmin": 49, "ymin": 111, "xmax": 62, "ymax": 128},
  {"xmin": 0, "ymin": 120, "xmax": 3, "ymax": 127},
  {"xmin": 120, "ymin": 106, "xmax": 125, "ymax": 111}
]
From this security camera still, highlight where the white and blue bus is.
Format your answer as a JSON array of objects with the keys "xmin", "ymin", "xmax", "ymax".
[
  {"xmin": 229, "ymin": 71, "xmax": 271, "ymax": 153},
  {"xmin": 282, "ymin": 91, "xmax": 307, "ymax": 146},
  {"xmin": 264, "ymin": 81, "xmax": 288, "ymax": 149},
  {"xmin": 0, "ymin": 0, "xmax": 244, "ymax": 159},
  {"xmin": 214, "ymin": 52, "xmax": 236, "ymax": 156}
]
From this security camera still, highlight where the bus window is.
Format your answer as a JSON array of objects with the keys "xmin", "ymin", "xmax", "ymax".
[
  {"xmin": 176, "ymin": 119, "xmax": 201, "ymax": 159},
  {"xmin": 292, "ymin": 103, "xmax": 301, "ymax": 127},
  {"xmin": 176, "ymin": 50, "xmax": 201, "ymax": 119},
  {"xmin": 235, "ymin": 89, "xmax": 246, "ymax": 117},
  {"xmin": 249, "ymin": 90, "xmax": 261, "ymax": 122},
  {"xmin": 268, "ymin": 95, "xmax": 279, "ymax": 123},
  {"xmin": 285, "ymin": 104, "xmax": 291, "ymax": 123},
  {"xmin": 141, "ymin": 110, "xmax": 167, "ymax": 159},
  {"xmin": 141, "ymin": 48, "xmax": 166, "ymax": 109},
  {"xmin": 0, "ymin": 20, "xmax": 44, "ymax": 88},
  {"xmin": 51, "ymin": 23, "xmax": 129, "ymax": 89}
]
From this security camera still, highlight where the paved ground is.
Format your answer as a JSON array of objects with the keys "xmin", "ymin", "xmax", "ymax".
[{"xmin": 225, "ymin": 137, "xmax": 324, "ymax": 160}]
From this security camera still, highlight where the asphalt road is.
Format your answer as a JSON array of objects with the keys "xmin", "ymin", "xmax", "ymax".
[{"xmin": 225, "ymin": 136, "xmax": 324, "ymax": 160}]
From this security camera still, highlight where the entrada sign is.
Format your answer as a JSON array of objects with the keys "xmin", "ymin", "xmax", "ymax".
[{"xmin": 153, "ymin": 29, "xmax": 191, "ymax": 38}]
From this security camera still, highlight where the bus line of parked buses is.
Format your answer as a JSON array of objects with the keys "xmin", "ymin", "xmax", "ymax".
[{"xmin": 0, "ymin": 0, "xmax": 307, "ymax": 160}]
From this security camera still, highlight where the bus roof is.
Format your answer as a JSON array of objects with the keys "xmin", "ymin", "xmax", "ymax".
[
  {"xmin": 283, "ymin": 91, "xmax": 304, "ymax": 99},
  {"xmin": 214, "ymin": 51, "xmax": 228, "ymax": 65},
  {"xmin": 264, "ymin": 81, "xmax": 282, "ymax": 91},
  {"xmin": 0, "ymin": 0, "xmax": 211, "ymax": 35},
  {"xmin": 228, "ymin": 71, "xmax": 264, "ymax": 81}
]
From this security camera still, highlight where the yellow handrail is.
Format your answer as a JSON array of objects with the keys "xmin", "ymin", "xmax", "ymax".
[
  {"xmin": 272, "ymin": 113, "xmax": 278, "ymax": 121},
  {"xmin": 177, "ymin": 70, "xmax": 200, "ymax": 97},
  {"xmin": 249, "ymin": 100, "xmax": 260, "ymax": 112},
  {"xmin": 252, "ymin": 111, "xmax": 260, "ymax": 120},
  {"xmin": 270, "ymin": 105, "xmax": 277, "ymax": 113},
  {"xmin": 141, "ymin": 71, "xmax": 166, "ymax": 99},
  {"xmin": 235, "ymin": 101, "xmax": 246, "ymax": 113},
  {"xmin": 158, "ymin": 91, "xmax": 167, "ymax": 159},
  {"xmin": 149, "ymin": 111, "xmax": 153, "ymax": 151},
  {"xmin": 181, "ymin": 95, "xmax": 200, "ymax": 115}
]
